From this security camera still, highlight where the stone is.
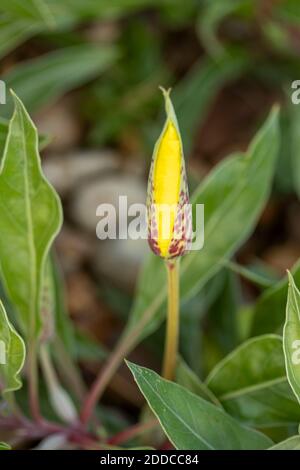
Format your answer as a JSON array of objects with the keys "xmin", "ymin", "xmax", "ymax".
[
  {"xmin": 70, "ymin": 172, "xmax": 146, "ymax": 233},
  {"xmin": 43, "ymin": 149, "xmax": 120, "ymax": 196},
  {"xmin": 69, "ymin": 172, "xmax": 148, "ymax": 289}
]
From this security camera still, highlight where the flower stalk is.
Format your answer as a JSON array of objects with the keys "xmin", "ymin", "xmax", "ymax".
[
  {"xmin": 162, "ymin": 259, "xmax": 180, "ymax": 380},
  {"xmin": 147, "ymin": 88, "xmax": 191, "ymax": 381}
]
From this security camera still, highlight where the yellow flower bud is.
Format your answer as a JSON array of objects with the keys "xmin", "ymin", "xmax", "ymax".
[{"xmin": 147, "ymin": 87, "xmax": 192, "ymax": 259}]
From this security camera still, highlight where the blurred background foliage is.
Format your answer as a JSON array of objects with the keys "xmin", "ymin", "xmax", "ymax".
[{"xmin": 1, "ymin": 0, "xmax": 300, "ymax": 441}]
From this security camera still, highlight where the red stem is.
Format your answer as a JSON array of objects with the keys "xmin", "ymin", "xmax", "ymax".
[
  {"xmin": 108, "ymin": 419, "xmax": 157, "ymax": 446},
  {"xmin": 80, "ymin": 335, "xmax": 131, "ymax": 426}
]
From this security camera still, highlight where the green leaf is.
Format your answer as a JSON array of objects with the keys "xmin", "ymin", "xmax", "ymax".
[
  {"xmin": 0, "ymin": 0, "xmax": 55, "ymax": 27},
  {"xmin": 0, "ymin": 299, "xmax": 25, "ymax": 395},
  {"xmin": 206, "ymin": 335, "xmax": 300, "ymax": 427},
  {"xmin": 50, "ymin": 255, "xmax": 75, "ymax": 353},
  {"xmin": 124, "ymin": 107, "xmax": 280, "ymax": 347},
  {"xmin": 48, "ymin": 255, "xmax": 87, "ymax": 402},
  {"xmin": 0, "ymin": 92, "xmax": 62, "ymax": 337},
  {"xmin": 274, "ymin": 108, "xmax": 296, "ymax": 194},
  {"xmin": 269, "ymin": 435, "xmax": 300, "ymax": 450},
  {"xmin": 50, "ymin": 0, "xmax": 164, "ymax": 21},
  {"xmin": 40, "ymin": 254, "xmax": 75, "ymax": 349},
  {"xmin": 204, "ymin": 270, "xmax": 240, "ymax": 363},
  {"xmin": 274, "ymin": 0, "xmax": 300, "ymax": 26},
  {"xmin": 0, "ymin": 15, "xmax": 43, "ymax": 60},
  {"xmin": 0, "ymin": 118, "xmax": 9, "ymax": 157},
  {"xmin": 180, "ymin": 271, "xmax": 226, "ymax": 374},
  {"xmin": 2, "ymin": 44, "xmax": 119, "ymax": 116},
  {"xmin": 251, "ymin": 259, "xmax": 300, "ymax": 336},
  {"xmin": 289, "ymin": 102, "xmax": 300, "ymax": 198},
  {"xmin": 39, "ymin": 257, "xmax": 56, "ymax": 343},
  {"xmin": 197, "ymin": 1, "xmax": 253, "ymax": 57},
  {"xmin": 283, "ymin": 272, "xmax": 300, "ymax": 404},
  {"xmin": 182, "ymin": 107, "xmax": 279, "ymax": 299},
  {"xmin": 224, "ymin": 260, "xmax": 277, "ymax": 288},
  {"xmin": 0, "ymin": 441, "xmax": 11, "ymax": 450},
  {"xmin": 0, "ymin": 117, "xmax": 50, "ymax": 158},
  {"xmin": 73, "ymin": 330, "xmax": 107, "ymax": 362},
  {"xmin": 127, "ymin": 361, "xmax": 272, "ymax": 450},
  {"xmin": 176, "ymin": 357, "xmax": 221, "ymax": 406}
]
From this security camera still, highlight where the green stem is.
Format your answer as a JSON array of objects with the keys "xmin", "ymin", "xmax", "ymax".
[
  {"xmin": 108, "ymin": 418, "xmax": 157, "ymax": 446},
  {"xmin": 162, "ymin": 259, "xmax": 180, "ymax": 380}
]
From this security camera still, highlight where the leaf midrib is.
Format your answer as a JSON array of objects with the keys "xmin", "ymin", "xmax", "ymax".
[
  {"xmin": 138, "ymin": 372, "xmax": 216, "ymax": 450},
  {"xmin": 218, "ymin": 376, "xmax": 287, "ymax": 401}
]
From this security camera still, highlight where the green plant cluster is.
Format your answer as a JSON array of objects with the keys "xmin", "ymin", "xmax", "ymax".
[{"xmin": 1, "ymin": 0, "xmax": 300, "ymax": 451}]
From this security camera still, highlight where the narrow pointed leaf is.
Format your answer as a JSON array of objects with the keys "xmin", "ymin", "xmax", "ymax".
[
  {"xmin": 176, "ymin": 357, "xmax": 221, "ymax": 406},
  {"xmin": 181, "ymin": 107, "xmax": 279, "ymax": 300},
  {"xmin": 0, "ymin": 117, "xmax": 50, "ymax": 158},
  {"xmin": 291, "ymin": 104, "xmax": 300, "ymax": 198},
  {"xmin": 127, "ymin": 362, "xmax": 272, "ymax": 450},
  {"xmin": 0, "ymin": 15, "xmax": 43, "ymax": 60},
  {"xmin": 251, "ymin": 259, "xmax": 300, "ymax": 335},
  {"xmin": 0, "ymin": 92, "xmax": 62, "ymax": 336},
  {"xmin": 269, "ymin": 436, "xmax": 300, "ymax": 450},
  {"xmin": 0, "ymin": 118, "xmax": 8, "ymax": 157},
  {"xmin": 0, "ymin": 442, "xmax": 11, "ymax": 450},
  {"xmin": 40, "ymin": 258, "xmax": 56, "ymax": 343},
  {"xmin": 206, "ymin": 335, "xmax": 300, "ymax": 427},
  {"xmin": 0, "ymin": 300, "xmax": 25, "ymax": 395},
  {"xmin": 197, "ymin": 1, "xmax": 252, "ymax": 56},
  {"xmin": 283, "ymin": 272, "xmax": 300, "ymax": 404},
  {"xmin": 3, "ymin": 44, "xmax": 118, "ymax": 116},
  {"xmin": 0, "ymin": 0, "xmax": 55, "ymax": 26}
]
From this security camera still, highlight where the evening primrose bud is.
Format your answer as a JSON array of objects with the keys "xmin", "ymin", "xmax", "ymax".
[{"xmin": 147, "ymin": 87, "xmax": 192, "ymax": 259}]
